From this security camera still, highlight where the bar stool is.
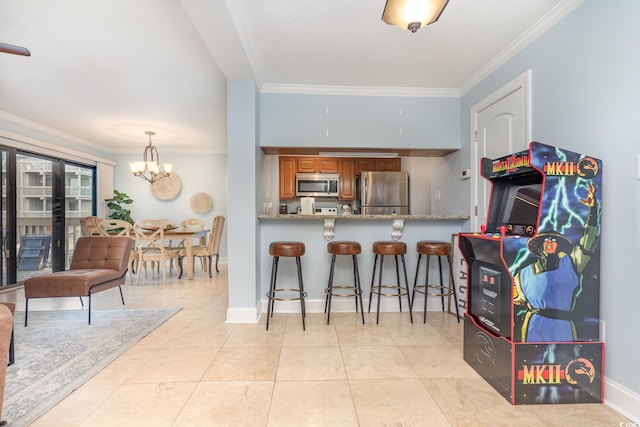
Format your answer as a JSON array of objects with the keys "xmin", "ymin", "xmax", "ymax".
[
  {"xmin": 411, "ymin": 240, "xmax": 460, "ymax": 323},
  {"xmin": 368, "ymin": 241, "xmax": 413, "ymax": 324},
  {"xmin": 266, "ymin": 241, "xmax": 307, "ymax": 331},
  {"xmin": 324, "ymin": 241, "xmax": 365, "ymax": 325}
]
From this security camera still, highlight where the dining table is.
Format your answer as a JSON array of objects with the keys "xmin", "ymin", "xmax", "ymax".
[{"xmin": 162, "ymin": 228, "xmax": 208, "ymax": 280}]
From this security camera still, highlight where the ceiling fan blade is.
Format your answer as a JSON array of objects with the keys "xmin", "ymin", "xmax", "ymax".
[{"xmin": 0, "ymin": 42, "xmax": 31, "ymax": 56}]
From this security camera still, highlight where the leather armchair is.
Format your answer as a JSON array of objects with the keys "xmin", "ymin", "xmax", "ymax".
[{"xmin": 0, "ymin": 304, "xmax": 14, "ymax": 426}]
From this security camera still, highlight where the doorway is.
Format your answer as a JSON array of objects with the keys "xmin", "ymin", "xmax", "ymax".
[{"xmin": 470, "ymin": 71, "xmax": 531, "ymax": 231}]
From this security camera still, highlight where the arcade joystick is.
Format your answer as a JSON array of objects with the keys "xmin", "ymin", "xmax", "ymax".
[
  {"xmin": 480, "ymin": 225, "xmax": 486, "ymax": 234},
  {"xmin": 498, "ymin": 226, "xmax": 507, "ymax": 237}
]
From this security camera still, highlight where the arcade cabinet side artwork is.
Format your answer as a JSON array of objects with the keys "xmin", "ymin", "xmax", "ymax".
[{"xmin": 459, "ymin": 141, "xmax": 604, "ymax": 405}]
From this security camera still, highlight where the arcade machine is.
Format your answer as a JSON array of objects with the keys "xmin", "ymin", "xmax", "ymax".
[{"xmin": 459, "ymin": 141, "xmax": 604, "ymax": 405}]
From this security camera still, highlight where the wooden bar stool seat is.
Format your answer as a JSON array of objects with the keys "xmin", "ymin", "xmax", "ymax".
[
  {"xmin": 324, "ymin": 241, "xmax": 365, "ymax": 324},
  {"xmin": 266, "ymin": 241, "xmax": 307, "ymax": 330},
  {"xmin": 411, "ymin": 240, "xmax": 460, "ymax": 323},
  {"xmin": 368, "ymin": 241, "xmax": 413, "ymax": 324}
]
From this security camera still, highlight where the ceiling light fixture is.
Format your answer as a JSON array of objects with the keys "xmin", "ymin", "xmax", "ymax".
[
  {"xmin": 382, "ymin": 0, "xmax": 449, "ymax": 33},
  {"xmin": 129, "ymin": 131, "xmax": 173, "ymax": 183}
]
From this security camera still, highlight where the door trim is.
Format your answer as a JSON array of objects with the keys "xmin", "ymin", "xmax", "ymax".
[{"xmin": 469, "ymin": 70, "xmax": 532, "ymax": 230}]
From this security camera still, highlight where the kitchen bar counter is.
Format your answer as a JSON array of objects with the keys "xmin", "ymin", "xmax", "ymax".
[
  {"xmin": 258, "ymin": 214, "xmax": 469, "ymax": 220},
  {"xmin": 258, "ymin": 212, "xmax": 470, "ymax": 307},
  {"xmin": 258, "ymin": 213, "xmax": 469, "ymax": 241}
]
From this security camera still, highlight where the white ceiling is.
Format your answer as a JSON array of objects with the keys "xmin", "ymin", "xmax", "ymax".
[{"xmin": 0, "ymin": 0, "xmax": 576, "ymax": 154}]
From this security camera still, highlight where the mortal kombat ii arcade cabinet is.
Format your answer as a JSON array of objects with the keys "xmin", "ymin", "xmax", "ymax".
[{"xmin": 459, "ymin": 141, "xmax": 604, "ymax": 405}]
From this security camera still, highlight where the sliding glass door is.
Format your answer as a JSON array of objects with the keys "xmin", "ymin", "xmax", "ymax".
[
  {"xmin": 1, "ymin": 149, "xmax": 11, "ymax": 286},
  {"xmin": 0, "ymin": 144, "xmax": 96, "ymax": 287},
  {"xmin": 16, "ymin": 153, "xmax": 54, "ymax": 282},
  {"xmin": 64, "ymin": 163, "xmax": 95, "ymax": 269}
]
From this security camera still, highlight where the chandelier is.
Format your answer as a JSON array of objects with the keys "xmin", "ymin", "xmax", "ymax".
[
  {"xmin": 129, "ymin": 131, "xmax": 173, "ymax": 183},
  {"xmin": 382, "ymin": 0, "xmax": 449, "ymax": 33}
]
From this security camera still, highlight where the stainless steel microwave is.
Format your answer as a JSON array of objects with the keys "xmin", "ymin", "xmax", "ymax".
[{"xmin": 295, "ymin": 173, "xmax": 339, "ymax": 197}]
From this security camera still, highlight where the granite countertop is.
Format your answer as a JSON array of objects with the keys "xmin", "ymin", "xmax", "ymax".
[{"xmin": 258, "ymin": 214, "xmax": 470, "ymax": 220}]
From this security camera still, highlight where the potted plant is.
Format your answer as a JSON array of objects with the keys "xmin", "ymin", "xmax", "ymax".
[{"xmin": 104, "ymin": 190, "xmax": 134, "ymax": 225}]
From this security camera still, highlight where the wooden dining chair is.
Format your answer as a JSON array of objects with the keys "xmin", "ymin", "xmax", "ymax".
[
  {"xmin": 133, "ymin": 219, "xmax": 181, "ymax": 283},
  {"xmin": 157, "ymin": 218, "xmax": 182, "ymax": 275},
  {"xmin": 180, "ymin": 218, "xmax": 206, "ymax": 242},
  {"xmin": 80, "ymin": 216, "xmax": 102, "ymax": 236},
  {"xmin": 97, "ymin": 219, "xmax": 137, "ymax": 284},
  {"xmin": 178, "ymin": 215, "xmax": 225, "ymax": 278},
  {"xmin": 179, "ymin": 218, "xmax": 206, "ymax": 268}
]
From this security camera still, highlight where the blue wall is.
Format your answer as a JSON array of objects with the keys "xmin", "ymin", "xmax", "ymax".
[
  {"xmin": 261, "ymin": 93, "xmax": 460, "ymax": 150},
  {"xmin": 459, "ymin": 1, "xmax": 640, "ymax": 413}
]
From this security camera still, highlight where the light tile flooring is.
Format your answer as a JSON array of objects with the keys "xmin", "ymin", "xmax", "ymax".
[{"xmin": 0, "ymin": 267, "xmax": 631, "ymax": 426}]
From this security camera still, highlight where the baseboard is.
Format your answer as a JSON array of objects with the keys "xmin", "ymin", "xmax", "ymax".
[
  {"xmin": 604, "ymin": 378, "xmax": 640, "ymax": 424},
  {"xmin": 225, "ymin": 304, "xmax": 259, "ymax": 323},
  {"xmin": 259, "ymin": 297, "xmax": 423, "ymax": 314}
]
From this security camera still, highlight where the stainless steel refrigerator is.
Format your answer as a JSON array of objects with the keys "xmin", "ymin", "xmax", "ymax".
[{"xmin": 359, "ymin": 171, "xmax": 409, "ymax": 215}]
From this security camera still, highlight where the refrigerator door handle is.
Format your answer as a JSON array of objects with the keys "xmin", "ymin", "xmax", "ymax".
[{"xmin": 362, "ymin": 174, "xmax": 368, "ymax": 206}]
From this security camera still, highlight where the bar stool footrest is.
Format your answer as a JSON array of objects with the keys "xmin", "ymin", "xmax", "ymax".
[
  {"xmin": 325, "ymin": 285, "xmax": 362, "ymax": 298},
  {"xmin": 266, "ymin": 288, "xmax": 308, "ymax": 301},
  {"xmin": 413, "ymin": 284, "xmax": 455, "ymax": 296},
  {"xmin": 370, "ymin": 284, "xmax": 409, "ymax": 297}
]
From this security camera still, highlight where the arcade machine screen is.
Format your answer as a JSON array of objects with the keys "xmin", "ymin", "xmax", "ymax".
[{"xmin": 487, "ymin": 173, "xmax": 542, "ymax": 236}]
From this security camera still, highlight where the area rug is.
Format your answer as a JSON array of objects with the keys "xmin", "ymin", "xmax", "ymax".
[{"xmin": 4, "ymin": 308, "xmax": 181, "ymax": 427}]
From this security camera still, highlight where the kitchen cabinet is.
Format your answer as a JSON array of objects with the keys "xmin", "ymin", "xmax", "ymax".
[
  {"xmin": 355, "ymin": 158, "xmax": 401, "ymax": 174},
  {"xmin": 279, "ymin": 157, "xmax": 297, "ymax": 200},
  {"xmin": 296, "ymin": 157, "xmax": 338, "ymax": 173},
  {"xmin": 375, "ymin": 158, "xmax": 401, "ymax": 171},
  {"xmin": 338, "ymin": 159, "xmax": 355, "ymax": 200},
  {"xmin": 279, "ymin": 156, "xmax": 400, "ymax": 201}
]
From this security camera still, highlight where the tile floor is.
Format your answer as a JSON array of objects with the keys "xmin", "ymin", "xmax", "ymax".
[{"xmin": 0, "ymin": 267, "xmax": 632, "ymax": 426}]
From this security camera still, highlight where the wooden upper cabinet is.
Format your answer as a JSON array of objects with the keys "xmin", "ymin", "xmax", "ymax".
[
  {"xmin": 279, "ymin": 157, "xmax": 297, "ymax": 200},
  {"xmin": 317, "ymin": 158, "xmax": 339, "ymax": 173},
  {"xmin": 296, "ymin": 158, "xmax": 317, "ymax": 173},
  {"xmin": 375, "ymin": 158, "xmax": 401, "ymax": 171},
  {"xmin": 338, "ymin": 159, "xmax": 356, "ymax": 200},
  {"xmin": 355, "ymin": 158, "xmax": 401, "ymax": 174},
  {"xmin": 296, "ymin": 157, "xmax": 338, "ymax": 173},
  {"xmin": 355, "ymin": 159, "xmax": 376, "ymax": 174}
]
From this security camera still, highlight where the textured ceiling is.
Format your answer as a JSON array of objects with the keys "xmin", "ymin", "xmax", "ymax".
[{"xmin": 0, "ymin": 0, "xmax": 574, "ymax": 154}]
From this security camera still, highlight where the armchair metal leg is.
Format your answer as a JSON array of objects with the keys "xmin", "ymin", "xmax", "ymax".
[{"xmin": 7, "ymin": 327, "xmax": 14, "ymax": 366}]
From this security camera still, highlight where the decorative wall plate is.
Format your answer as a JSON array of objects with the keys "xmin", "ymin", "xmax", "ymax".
[
  {"xmin": 190, "ymin": 192, "xmax": 213, "ymax": 214},
  {"xmin": 150, "ymin": 173, "xmax": 181, "ymax": 200}
]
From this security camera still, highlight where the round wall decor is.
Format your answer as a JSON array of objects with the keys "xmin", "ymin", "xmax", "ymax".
[
  {"xmin": 150, "ymin": 173, "xmax": 181, "ymax": 200},
  {"xmin": 190, "ymin": 192, "xmax": 213, "ymax": 214}
]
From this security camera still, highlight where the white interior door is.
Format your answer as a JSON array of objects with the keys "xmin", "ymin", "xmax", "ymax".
[{"xmin": 470, "ymin": 71, "xmax": 531, "ymax": 231}]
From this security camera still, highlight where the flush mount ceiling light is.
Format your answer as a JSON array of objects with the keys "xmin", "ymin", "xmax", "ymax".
[
  {"xmin": 382, "ymin": 0, "xmax": 449, "ymax": 33},
  {"xmin": 129, "ymin": 131, "xmax": 173, "ymax": 183}
]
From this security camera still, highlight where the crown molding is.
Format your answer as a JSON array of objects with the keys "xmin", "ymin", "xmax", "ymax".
[
  {"xmin": 261, "ymin": 83, "xmax": 459, "ymax": 98},
  {"xmin": 0, "ymin": 129, "xmax": 114, "ymax": 166},
  {"xmin": 115, "ymin": 147, "xmax": 227, "ymax": 155},
  {"xmin": 0, "ymin": 110, "xmax": 108, "ymax": 152},
  {"xmin": 460, "ymin": 0, "xmax": 583, "ymax": 95}
]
